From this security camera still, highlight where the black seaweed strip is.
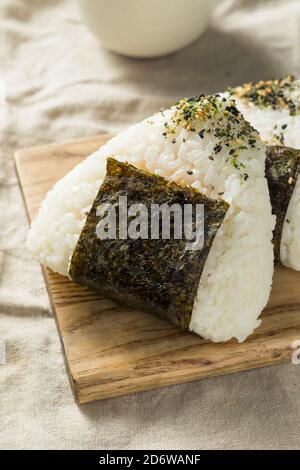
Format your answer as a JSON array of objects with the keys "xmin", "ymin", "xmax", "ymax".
[{"xmin": 69, "ymin": 158, "xmax": 229, "ymax": 330}]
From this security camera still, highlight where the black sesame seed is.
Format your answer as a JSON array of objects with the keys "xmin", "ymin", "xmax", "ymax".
[
  {"xmin": 214, "ymin": 144, "xmax": 222, "ymax": 154},
  {"xmin": 225, "ymin": 105, "xmax": 240, "ymax": 117}
]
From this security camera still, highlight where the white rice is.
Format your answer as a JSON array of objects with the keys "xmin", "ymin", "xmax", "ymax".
[
  {"xmin": 27, "ymin": 99, "xmax": 275, "ymax": 343},
  {"xmin": 229, "ymin": 79, "xmax": 300, "ymax": 270}
]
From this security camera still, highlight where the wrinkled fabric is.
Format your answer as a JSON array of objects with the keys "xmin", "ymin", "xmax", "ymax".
[{"xmin": 0, "ymin": 0, "xmax": 300, "ymax": 450}]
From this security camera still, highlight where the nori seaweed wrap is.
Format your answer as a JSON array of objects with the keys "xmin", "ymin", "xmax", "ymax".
[
  {"xmin": 266, "ymin": 146, "xmax": 300, "ymax": 264},
  {"xmin": 69, "ymin": 157, "xmax": 229, "ymax": 330}
]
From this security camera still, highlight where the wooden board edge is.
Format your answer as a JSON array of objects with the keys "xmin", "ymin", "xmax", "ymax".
[
  {"xmin": 14, "ymin": 150, "xmax": 80, "ymax": 403},
  {"xmin": 14, "ymin": 151, "xmax": 31, "ymax": 222},
  {"xmin": 77, "ymin": 353, "xmax": 291, "ymax": 404}
]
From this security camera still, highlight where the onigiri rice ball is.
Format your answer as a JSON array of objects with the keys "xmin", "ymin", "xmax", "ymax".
[
  {"xmin": 27, "ymin": 94, "xmax": 275, "ymax": 343},
  {"xmin": 228, "ymin": 76, "xmax": 300, "ymax": 270}
]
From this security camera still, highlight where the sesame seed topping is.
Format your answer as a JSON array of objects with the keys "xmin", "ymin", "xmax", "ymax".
[
  {"xmin": 228, "ymin": 75, "xmax": 300, "ymax": 116},
  {"xmin": 162, "ymin": 94, "xmax": 260, "ymax": 182}
]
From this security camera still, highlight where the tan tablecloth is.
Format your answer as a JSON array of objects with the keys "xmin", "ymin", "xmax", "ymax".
[{"xmin": 1, "ymin": 0, "xmax": 300, "ymax": 450}]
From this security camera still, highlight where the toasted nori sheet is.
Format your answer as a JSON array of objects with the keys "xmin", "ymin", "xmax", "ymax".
[
  {"xmin": 69, "ymin": 157, "xmax": 229, "ymax": 330},
  {"xmin": 266, "ymin": 146, "xmax": 300, "ymax": 264}
]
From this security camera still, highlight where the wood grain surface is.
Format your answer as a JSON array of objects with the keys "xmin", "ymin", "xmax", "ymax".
[{"xmin": 14, "ymin": 135, "xmax": 300, "ymax": 404}]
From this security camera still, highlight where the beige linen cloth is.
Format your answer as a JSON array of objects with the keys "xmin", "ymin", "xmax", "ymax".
[{"xmin": 1, "ymin": 0, "xmax": 300, "ymax": 450}]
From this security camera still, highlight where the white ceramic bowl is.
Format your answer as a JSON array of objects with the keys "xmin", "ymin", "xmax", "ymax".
[{"xmin": 77, "ymin": 0, "xmax": 214, "ymax": 58}]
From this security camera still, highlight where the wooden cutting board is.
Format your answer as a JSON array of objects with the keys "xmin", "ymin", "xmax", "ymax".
[{"xmin": 15, "ymin": 135, "xmax": 300, "ymax": 404}]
